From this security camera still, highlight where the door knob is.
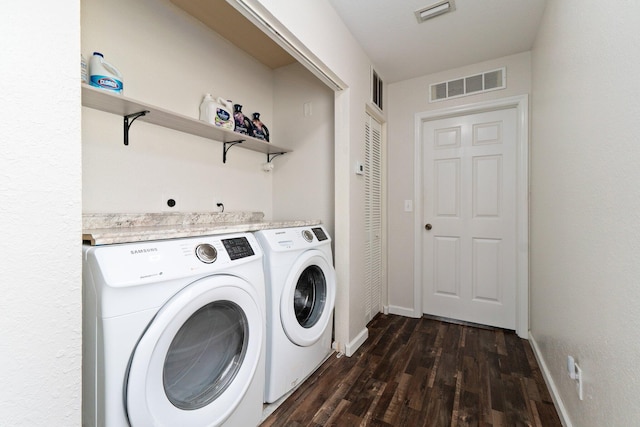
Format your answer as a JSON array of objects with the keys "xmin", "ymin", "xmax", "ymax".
[{"xmin": 425, "ymin": 224, "xmax": 432, "ymax": 231}]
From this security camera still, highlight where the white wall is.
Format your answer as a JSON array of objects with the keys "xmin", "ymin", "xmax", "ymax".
[
  {"xmin": 82, "ymin": 0, "xmax": 275, "ymax": 215},
  {"xmin": 530, "ymin": 1, "xmax": 640, "ymax": 425},
  {"xmin": 273, "ymin": 63, "xmax": 335, "ymax": 235},
  {"xmin": 0, "ymin": 2, "xmax": 82, "ymax": 426},
  {"xmin": 386, "ymin": 52, "xmax": 532, "ymax": 313},
  {"xmin": 242, "ymin": 0, "xmax": 377, "ymax": 352}
]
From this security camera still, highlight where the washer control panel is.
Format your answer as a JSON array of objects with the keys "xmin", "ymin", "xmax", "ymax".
[
  {"xmin": 257, "ymin": 226, "xmax": 332, "ymax": 251},
  {"xmin": 312, "ymin": 227, "xmax": 328, "ymax": 241}
]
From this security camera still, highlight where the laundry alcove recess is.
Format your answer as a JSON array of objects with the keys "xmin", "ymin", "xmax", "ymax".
[{"xmin": 81, "ymin": 84, "xmax": 290, "ymax": 163}]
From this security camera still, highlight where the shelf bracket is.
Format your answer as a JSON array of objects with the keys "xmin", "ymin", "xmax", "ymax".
[
  {"xmin": 123, "ymin": 110, "xmax": 149, "ymax": 146},
  {"xmin": 223, "ymin": 140, "xmax": 245, "ymax": 163},
  {"xmin": 267, "ymin": 152, "xmax": 286, "ymax": 163}
]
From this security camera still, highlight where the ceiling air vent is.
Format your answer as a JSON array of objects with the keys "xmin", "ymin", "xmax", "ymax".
[
  {"xmin": 415, "ymin": 0, "xmax": 456, "ymax": 23},
  {"xmin": 429, "ymin": 67, "xmax": 506, "ymax": 102}
]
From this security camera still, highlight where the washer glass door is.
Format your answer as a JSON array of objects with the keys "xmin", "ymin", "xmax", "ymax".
[
  {"xmin": 163, "ymin": 300, "xmax": 247, "ymax": 410},
  {"xmin": 294, "ymin": 265, "xmax": 326, "ymax": 328},
  {"xmin": 126, "ymin": 275, "xmax": 262, "ymax": 427},
  {"xmin": 281, "ymin": 250, "xmax": 336, "ymax": 346}
]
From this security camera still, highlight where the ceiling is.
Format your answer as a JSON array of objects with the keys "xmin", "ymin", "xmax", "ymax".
[
  {"xmin": 171, "ymin": 0, "xmax": 296, "ymax": 69},
  {"xmin": 173, "ymin": 0, "xmax": 547, "ymax": 85},
  {"xmin": 327, "ymin": 0, "xmax": 547, "ymax": 83}
]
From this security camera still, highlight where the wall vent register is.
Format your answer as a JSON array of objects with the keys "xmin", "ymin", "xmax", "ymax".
[
  {"xmin": 371, "ymin": 68, "xmax": 383, "ymax": 111},
  {"xmin": 429, "ymin": 67, "xmax": 506, "ymax": 102}
]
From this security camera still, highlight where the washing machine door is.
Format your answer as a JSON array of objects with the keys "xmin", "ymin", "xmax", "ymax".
[
  {"xmin": 125, "ymin": 275, "xmax": 262, "ymax": 427},
  {"xmin": 280, "ymin": 249, "xmax": 336, "ymax": 346}
]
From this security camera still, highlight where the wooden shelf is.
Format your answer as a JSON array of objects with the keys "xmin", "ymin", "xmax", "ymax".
[{"xmin": 81, "ymin": 84, "xmax": 290, "ymax": 159}]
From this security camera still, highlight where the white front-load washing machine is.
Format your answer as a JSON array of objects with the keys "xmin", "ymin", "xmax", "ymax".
[
  {"xmin": 254, "ymin": 226, "xmax": 336, "ymax": 403},
  {"xmin": 82, "ymin": 232, "xmax": 265, "ymax": 427}
]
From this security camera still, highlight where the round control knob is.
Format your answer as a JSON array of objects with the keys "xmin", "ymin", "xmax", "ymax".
[
  {"xmin": 195, "ymin": 243, "xmax": 217, "ymax": 264},
  {"xmin": 302, "ymin": 230, "xmax": 314, "ymax": 242}
]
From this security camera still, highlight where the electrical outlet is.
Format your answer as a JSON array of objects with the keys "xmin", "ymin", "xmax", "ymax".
[
  {"xmin": 567, "ymin": 355, "xmax": 576, "ymax": 379},
  {"xmin": 575, "ymin": 362, "xmax": 584, "ymax": 400},
  {"xmin": 303, "ymin": 102, "xmax": 312, "ymax": 117},
  {"xmin": 567, "ymin": 355, "xmax": 584, "ymax": 400}
]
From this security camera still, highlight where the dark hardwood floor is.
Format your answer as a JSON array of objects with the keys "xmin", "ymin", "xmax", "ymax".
[{"xmin": 261, "ymin": 314, "xmax": 562, "ymax": 427}]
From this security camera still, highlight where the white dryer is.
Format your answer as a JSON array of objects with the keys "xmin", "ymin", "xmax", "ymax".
[
  {"xmin": 82, "ymin": 233, "xmax": 265, "ymax": 427},
  {"xmin": 254, "ymin": 226, "xmax": 336, "ymax": 403}
]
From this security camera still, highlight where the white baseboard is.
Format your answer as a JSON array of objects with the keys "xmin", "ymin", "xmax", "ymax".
[
  {"xmin": 345, "ymin": 327, "xmax": 368, "ymax": 357},
  {"xmin": 388, "ymin": 305, "xmax": 420, "ymax": 318},
  {"xmin": 528, "ymin": 333, "xmax": 572, "ymax": 427}
]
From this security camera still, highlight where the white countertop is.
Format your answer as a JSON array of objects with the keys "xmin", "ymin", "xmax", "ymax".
[{"xmin": 82, "ymin": 212, "xmax": 320, "ymax": 245}]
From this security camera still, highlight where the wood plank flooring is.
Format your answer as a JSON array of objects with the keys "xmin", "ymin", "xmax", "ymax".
[{"xmin": 261, "ymin": 314, "xmax": 562, "ymax": 427}]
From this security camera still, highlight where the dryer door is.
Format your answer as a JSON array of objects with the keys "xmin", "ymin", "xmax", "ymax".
[
  {"xmin": 125, "ymin": 275, "xmax": 262, "ymax": 427},
  {"xmin": 280, "ymin": 250, "xmax": 336, "ymax": 346}
]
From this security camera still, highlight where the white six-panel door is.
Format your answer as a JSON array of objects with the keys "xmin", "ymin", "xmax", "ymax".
[{"xmin": 422, "ymin": 108, "xmax": 517, "ymax": 329}]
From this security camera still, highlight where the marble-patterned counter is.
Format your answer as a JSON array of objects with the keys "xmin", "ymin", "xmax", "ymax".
[{"xmin": 83, "ymin": 212, "xmax": 320, "ymax": 245}]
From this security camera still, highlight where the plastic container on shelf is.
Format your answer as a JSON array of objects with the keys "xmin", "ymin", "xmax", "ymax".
[
  {"xmin": 251, "ymin": 112, "xmax": 269, "ymax": 142},
  {"xmin": 233, "ymin": 104, "xmax": 253, "ymax": 135},
  {"xmin": 199, "ymin": 94, "xmax": 215, "ymax": 121},
  {"xmin": 199, "ymin": 94, "xmax": 234, "ymax": 130},
  {"xmin": 88, "ymin": 52, "xmax": 123, "ymax": 94},
  {"xmin": 81, "ymin": 54, "xmax": 88, "ymax": 84}
]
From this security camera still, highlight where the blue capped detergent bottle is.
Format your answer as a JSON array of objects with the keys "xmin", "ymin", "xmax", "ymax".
[{"xmin": 89, "ymin": 52, "xmax": 123, "ymax": 94}]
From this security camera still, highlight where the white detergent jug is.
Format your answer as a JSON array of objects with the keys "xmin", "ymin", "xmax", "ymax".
[
  {"xmin": 199, "ymin": 94, "xmax": 215, "ymax": 121},
  {"xmin": 89, "ymin": 52, "xmax": 123, "ymax": 94},
  {"xmin": 199, "ymin": 94, "xmax": 234, "ymax": 130}
]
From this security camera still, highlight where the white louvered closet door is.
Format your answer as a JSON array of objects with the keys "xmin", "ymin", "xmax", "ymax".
[{"xmin": 364, "ymin": 113, "xmax": 382, "ymax": 323}]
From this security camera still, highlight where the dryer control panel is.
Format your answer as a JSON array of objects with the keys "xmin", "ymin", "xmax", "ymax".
[
  {"xmin": 86, "ymin": 233, "xmax": 262, "ymax": 287},
  {"xmin": 222, "ymin": 237, "xmax": 255, "ymax": 260}
]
